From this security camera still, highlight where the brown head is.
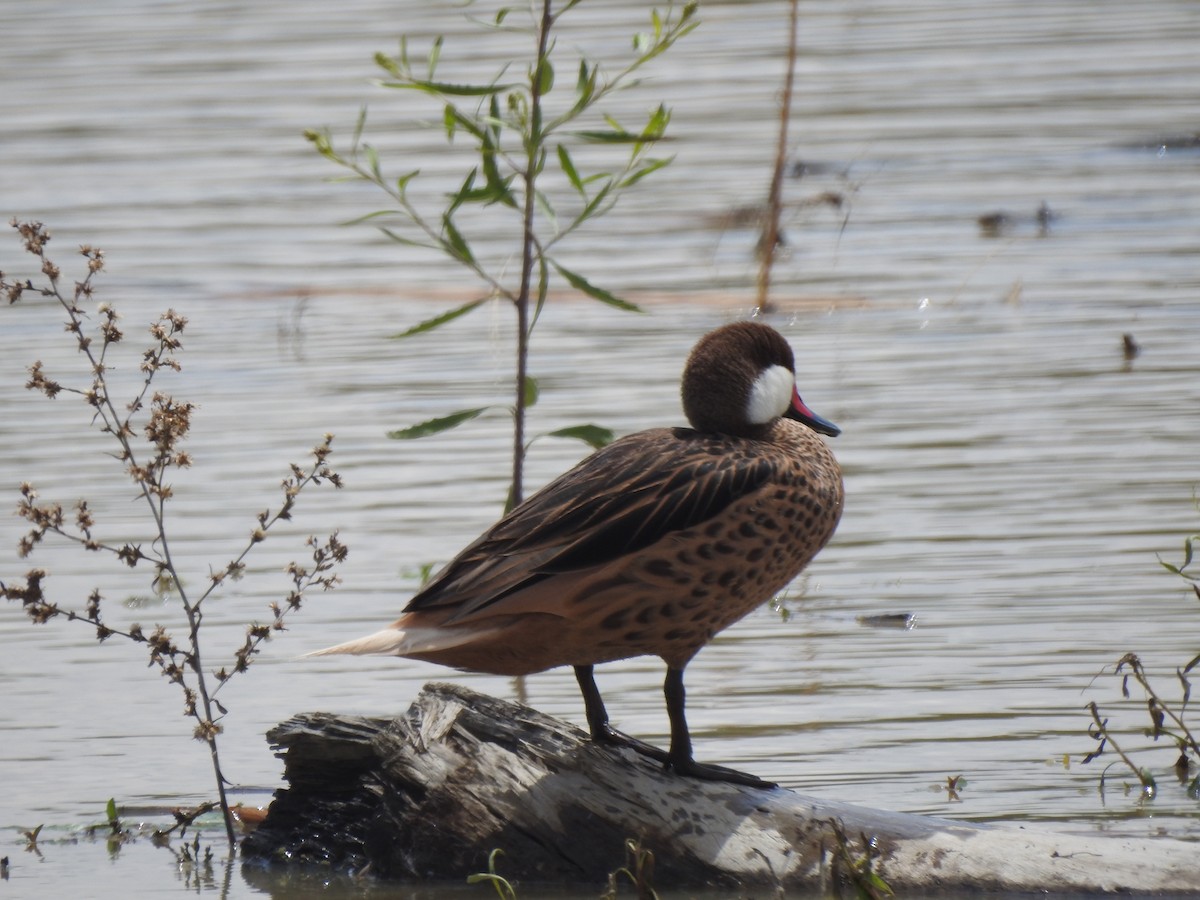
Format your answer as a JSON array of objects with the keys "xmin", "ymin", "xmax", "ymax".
[{"xmin": 680, "ymin": 321, "xmax": 840, "ymax": 439}]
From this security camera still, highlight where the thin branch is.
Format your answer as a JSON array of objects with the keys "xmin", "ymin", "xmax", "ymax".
[{"xmin": 756, "ymin": 0, "xmax": 800, "ymax": 313}]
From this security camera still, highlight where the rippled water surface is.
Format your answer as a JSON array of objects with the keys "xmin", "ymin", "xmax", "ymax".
[{"xmin": 2, "ymin": 0, "xmax": 1199, "ymax": 896}]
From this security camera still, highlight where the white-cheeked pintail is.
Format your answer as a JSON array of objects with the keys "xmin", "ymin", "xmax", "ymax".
[{"xmin": 311, "ymin": 320, "xmax": 844, "ymax": 787}]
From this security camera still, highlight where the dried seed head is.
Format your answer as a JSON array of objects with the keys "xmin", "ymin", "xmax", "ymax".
[
  {"xmin": 193, "ymin": 720, "xmax": 223, "ymax": 742},
  {"xmin": 25, "ymin": 361, "xmax": 62, "ymax": 398}
]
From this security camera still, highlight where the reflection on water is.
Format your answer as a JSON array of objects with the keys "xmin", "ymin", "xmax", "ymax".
[{"xmin": 1, "ymin": 0, "xmax": 1199, "ymax": 896}]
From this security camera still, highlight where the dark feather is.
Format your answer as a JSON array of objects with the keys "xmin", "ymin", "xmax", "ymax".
[{"xmin": 404, "ymin": 428, "xmax": 777, "ymax": 615}]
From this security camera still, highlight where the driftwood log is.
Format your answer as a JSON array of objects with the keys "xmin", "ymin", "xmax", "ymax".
[{"xmin": 242, "ymin": 682, "xmax": 1200, "ymax": 894}]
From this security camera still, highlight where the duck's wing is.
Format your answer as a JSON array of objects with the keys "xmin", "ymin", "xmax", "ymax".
[{"xmin": 404, "ymin": 428, "xmax": 776, "ymax": 621}]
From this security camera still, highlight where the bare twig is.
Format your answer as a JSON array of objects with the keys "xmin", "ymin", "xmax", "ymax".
[{"xmin": 755, "ymin": 0, "xmax": 800, "ymax": 314}]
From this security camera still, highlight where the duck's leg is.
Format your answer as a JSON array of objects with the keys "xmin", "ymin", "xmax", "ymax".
[
  {"xmin": 574, "ymin": 664, "xmax": 669, "ymax": 762},
  {"xmin": 663, "ymin": 666, "xmax": 776, "ymax": 789}
]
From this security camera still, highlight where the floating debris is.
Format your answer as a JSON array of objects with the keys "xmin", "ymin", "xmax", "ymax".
[
  {"xmin": 1122, "ymin": 333, "xmax": 1141, "ymax": 362},
  {"xmin": 978, "ymin": 202, "xmax": 1057, "ymax": 238},
  {"xmin": 977, "ymin": 211, "xmax": 1014, "ymax": 237},
  {"xmin": 856, "ymin": 612, "xmax": 917, "ymax": 630}
]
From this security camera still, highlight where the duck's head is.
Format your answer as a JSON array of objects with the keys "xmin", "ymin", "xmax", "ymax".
[{"xmin": 681, "ymin": 321, "xmax": 840, "ymax": 439}]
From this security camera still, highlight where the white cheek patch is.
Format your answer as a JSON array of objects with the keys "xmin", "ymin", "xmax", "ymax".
[{"xmin": 745, "ymin": 364, "xmax": 795, "ymax": 425}]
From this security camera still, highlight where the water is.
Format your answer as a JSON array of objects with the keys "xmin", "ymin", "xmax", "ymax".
[{"xmin": 2, "ymin": 0, "xmax": 1199, "ymax": 896}]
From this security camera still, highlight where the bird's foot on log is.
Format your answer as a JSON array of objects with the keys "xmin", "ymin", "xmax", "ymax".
[
  {"xmin": 667, "ymin": 755, "xmax": 778, "ymax": 789},
  {"xmin": 591, "ymin": 724, "xmax": 671, "ymax": 763},
  {"xmin": 592, "ymin": 725, "xmax": 775, "ymax": 789}
]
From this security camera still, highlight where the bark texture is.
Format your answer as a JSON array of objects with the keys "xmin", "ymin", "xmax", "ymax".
[{"xmin": 241, "ymin": 682, "xmax": 1200, "ymax": 894}]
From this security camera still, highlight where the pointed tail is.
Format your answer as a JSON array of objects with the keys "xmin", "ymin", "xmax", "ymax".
[
  {"xmin": 305, "ymin": 626, "xmax": 415, "ymax": 658},
  {"xmin": 305, "ymin": 624, "xmax": 498, "ymax": 659}
]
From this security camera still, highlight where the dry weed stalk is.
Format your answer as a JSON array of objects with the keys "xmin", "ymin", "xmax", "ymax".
[{"xmin": 0, "ymin": 220, "xmax": 347, "ymax": 847}]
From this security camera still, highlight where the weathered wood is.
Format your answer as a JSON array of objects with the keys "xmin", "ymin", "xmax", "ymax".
[{"xmin": 242, "ymin": 682, "xmax": 1200, "ymax": 894}]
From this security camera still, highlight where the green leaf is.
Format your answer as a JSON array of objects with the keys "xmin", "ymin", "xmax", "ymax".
[
  {"xmin": 427, "ymin": 35, "xmax": 443, "ymax": 80},
  {"xmin": 545, "ymin": 424, "xmax": 615, "ymax": 450},
  {"xmin": 106, "ymin": 798, "xmax": 118, "ymax": 824},
  {"xmin": 442, "ymin": 215, "xmax": 475, "ymax": 264},
  {"xmin": 378, "ymin": 227, "xmax": 438, "ymax": 251},
  {"xmin": 641, "ymin": 103, "xmax": 671, "ymax": 141},
  {"xmin": 634, "ymin": 3, "xmax": 700, "ymax": 64},
  {"xmin": 531, "ymin": 99, "xmax": 543, "ymax": 143},
  {"xmin": 557, "ymin": 144, "xmax": 583, "ymax": 193},
  {"xmin": 388, "ymin": 298, "xmax": 486, "ymax": 339},
  {"xmin": 383, "ymin": 79, "xmax": 514, "ymax": 97},
  {"xmin": 535, "ymin": 58, "xmax": 554, "ymax": 95},
  {"xmin": 446, "ymin": 163, "xmax": 515, "ymax": 209},
  {"xmin": 487, "ymin": 94, "xmax": 503, "ymax": 136},
  {"xmin": 572, "ymin": 129, "xmax": 645, "ymax": 144},
  {"xmin": 578, "ymin": 180, "xmax": 613, "ymax": 222},
  {"xmin": 388, "ymin": 407, "xmax": 489, "ymax": 440},
  {"xmin": 350, "ymin": 105, "xmax": 368, "ymax": 149},
  {"xmin": 304, "ymin": 127, "xmax": 334, "ymax": 159},
  {"xmin": 401, "ymin": 560, "xmax": 438, "ymax": 588},
  {"xmin": 495, "ymin": 8, "xmax": 509, "ymax": 25},
  {"xmin": 862, "ymin": 871, "xmax": 895, "ymax": 896},
  {"xmin": 396, "ymin": 169, "xmax": 420, "ymax": 195},
  {"xmin": 532, "ymin": 253, "xmax": 549, "ymax": 328},
  {"xmin": 363, "ymin": 143, "xmax": 381, "ymax": 182},
  {"xmin": 445, "ymin": 105, "xmax": 487, "ymax": 141},
  {"xmin": 523, "ymin": 375, "xmax": 539, "ymax": 408},
  {"xmin": 479, "ymin": 108, "xmax": 516, "ymax": 207},
  {"xmin": 341, "ymin": 208, "xmax": 395, "ymax": 227},
  {"xmin": 619, "ymin": 155, "xmax": 674, "ymax": 188},
  {"xmin": 552, "ymin": 262, "xmax": 643, "ymax": 312},
  {"xmin": 374, "ymin": 51, "xmax": 402, "ymax": 79},
  {"xmin": 447, "ymin": 168, "xmax": 478, "ymax": 215},
  {"xmin": 458, "ymin": 181, "xmax": 517, "ymax": 208},
  {"xmin": 534, "ymin": 189, "xmax": 557, "ymax": 233},
  {"xmin": 564, "ymin": 60, "xmax": 598, "ymax": 120}
]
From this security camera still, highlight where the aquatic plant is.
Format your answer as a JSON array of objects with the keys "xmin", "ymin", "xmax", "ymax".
[
  {"xmin": 466, "ymin": 848, "xmax": 518, "ymax": 900},
  {"xmin": 602, "ymin": 838, "xmax": 660, "ymax": 900},
  {"xmin": 465, "ymin": 839, "xmax": 660, "ymax": 900},
  {"xmin": 0, "ymin": 220, "xmax": 347, "ymax": 847},
  {"xmin": 1082, "ymin": 527, "xmax": 1200, "ymax": 802},
  {"xmin": 824, "ymin": 818, "xmax": 894, "ymax": 900},
  {"xmin": 306, "ymin": 0, "xmax": 697, "ymax": 510}
]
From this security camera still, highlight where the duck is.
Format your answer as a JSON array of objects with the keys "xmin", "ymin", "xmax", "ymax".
[{"xmin": 311, "ymin": 320, "xmax": 844, "ymax": 787}]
